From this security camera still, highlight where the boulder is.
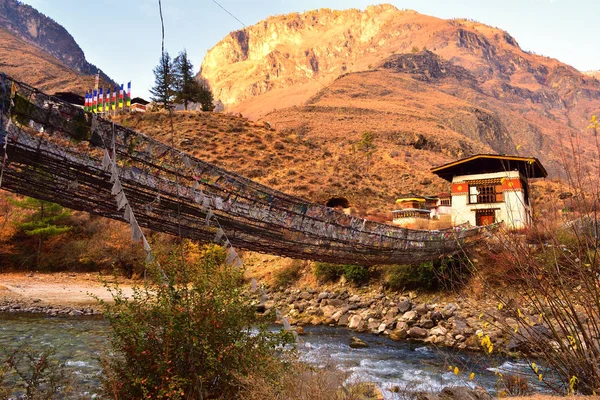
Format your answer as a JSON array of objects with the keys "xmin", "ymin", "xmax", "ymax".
[
  {"xmin": 328, "ymin": 298, "xmax": 345, "ymax": 307},
  {"xmin": 429, "ymin": 326, "xmax": 448, "ymax": 336},
  {"xmin": 367, "ymin": 318, "xmax": 380, "ymax": 332},
  {"xmin": 442, "ymin": 303, "xmax": 458, "ymax": 318},
  {"xmin": 397, "ymin": 299, "xmax": 412, "ymax": 313},
  {"xmin": 415, "ymin": 303, "xmax": 429, "ymax": 316},
  {"xmin": 317, "ymin": 291, "xmax": 330, "ymax": 300},
  {"xmin": 348, "ymin": 314, "xmax": 363, "ymax": 330},
  {"xmin": 416, "ymin": 386, "xmax": 492, "ymax": 400},
  {"xmin": 385, "ymin": 308, "xmax": 399, "ymax": 320},
  {"xmin": 349, "ymin": 336, "xmax": 369, "ymax": 349},
  {"xmin": 400, "ymin": 310, "xmax": 418, "ymax": 322},
  {"xmin": 420, "ymin": 319, "xmax": 435, "ymax": 329},
  {"xmin": 408, "ymin": 326, "xmax": 428, "ymax": 338},
  {"xmin": 338, "ymin": 313, "xmax": 350, "ymax": 326}
]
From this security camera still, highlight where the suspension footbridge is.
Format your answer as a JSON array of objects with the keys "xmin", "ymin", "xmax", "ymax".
[{"xmin": 0, "ymin": 74, "xmax": 492, "ymax": 266}]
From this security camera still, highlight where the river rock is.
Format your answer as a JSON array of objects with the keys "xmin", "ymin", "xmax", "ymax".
[
  {"xmin": 327, "ymin": 298, "xmax": 345, "ymax": 307},
  {"xmin": 429, "ymin": 326, "xmax": 448, "ymax": 336},
  {"xmin": 384, "ymin": 308, "xmax": 398, "ymax": 320},
  {"xmin": 348, "ymin": 314, "xmax": 363, "ymax": 329},
  {"xmin": 348, "ymin": 295, "xmax": 361, "ymax": 303},
  {"xmin": 442, "ymin": 303, "xmax": 458, "ymax": 318},
  {"xmin": 377, "ymin": 322, "xmax": 387, "ymax": 334},
  {"xmin": 367, "ymin": 318, "xmax": 380, "ymax": 332},
  {"xmin": 400, "ymin": 310, "xmax": 418, "ymax": 322},
  {"xmin": 349, "ymin": 336, "xmax": 368, "ymax": 349},
  {"xmin": 338, "ymin": 313, "xmax": 350, "ymax": 326},
  {"xmin": 317, "ymin": 291, "xmax": 330, "ymax": 301},
  {"xmin": 331, "ymin": 310, "xmax": 344, "ymax": 322},
  {"xmin": 408, "ymin": 326, "xmax": 428, "ymax": 338},
  {"xmin": 415, "ymin": 303, "xmax": 429, "ymax": 316},
  {"xmin": 415, "ymin": 386, "xmax": 492, "ymax": 400},
  {"xmin": 431, "ymin": 310, "xmax": 444, "ymax": 323},
  {"xmin": 420, "ymin": 319, "xmax": 435, "ymax": 329},
  {"xmin": 320, "ymin": 305, "xmax": 337, "ymax": 319},
  {"xmin": 397, "ymin": 299, "xmax": 412, "ymax": 313}
]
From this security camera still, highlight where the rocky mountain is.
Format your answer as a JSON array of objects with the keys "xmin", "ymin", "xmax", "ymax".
[
  {"xmin": 585, "ymin": 70, "xmax": 600, "ymax": 80},
  {"xmin": 0, "ymin": 0, "xmax": 111, "ymax": 82},
  {"xmin": 200, "ymin": 4, "xmax": 600, "ymax": 180}
]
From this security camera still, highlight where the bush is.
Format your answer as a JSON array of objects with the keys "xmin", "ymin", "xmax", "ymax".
[
  {"xmin": 98, "ymin": 245, "xmax": 294, "ymax": 399},
  {"xmin": 313, "ymin": 262, "xmax": 345, "ymax": 283},
  {"xmin": 0, "ymin": 345, "xmax": 71, "ymax": 399},
  {"xmin": 342, "ymin": 265, "xmax": 370, "ymax": 285},
  {"xmin": 273, "ymin": 261, "xmax": 303, "ymax": 288},
  {"xmin": 384, "ymin": 256, "xmax": 470, "ymax": 291}
]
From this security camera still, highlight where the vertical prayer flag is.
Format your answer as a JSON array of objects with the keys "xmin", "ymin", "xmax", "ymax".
[
  {"xmin": 126, "ymin": 81, "xmax": 131, "ymax": 106},
  {"xmin": 99, "ymin": 88, "xmax": 104, "ymax": 113},
  {"xmin": 112, "ymin": 85, "xmax": 117, "ymax": 110},
  {"xmin": 106, "ymin": 87, "xmax": 111, "ymax": 113},
  {"xmin": 84, "ymin": 92, "xmax": 89, "ymax": 111},
  {"xmin": 119, "ymin": 84, "xmax": 124, "ymax": 108},
  {"xmin": 92, "ymin": 89, "xmax": 98, "ymax": 113}
]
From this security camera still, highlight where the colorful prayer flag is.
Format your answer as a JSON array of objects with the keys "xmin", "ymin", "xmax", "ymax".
[
  {"xmin": 126, "ymin": 81, "xmax": 131, "ymax": 106},
  {"xmin": 92, "ymin": 89, "xmax": 98, "ymax": 113},
  {"xmin": 99, "ymin": 88, "xmax": 104, "ymax": 113},
  {"xmin": 112, "ymin": 85, "xmax": 117, "ymax": 110},
  {"xmin": 84, "ymin": 91, "xmax": 89, "ymax": 111},
  {"xmin": 106, "ymin": 87, "xmax": 111, "ymax": 113},
  {"xmin": 119, "ymin": 84, "xmax": 124, "ymax": 108}
]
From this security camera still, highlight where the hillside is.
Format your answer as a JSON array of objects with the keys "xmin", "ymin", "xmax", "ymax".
[
  {"xmin": 200, "ymin": 5, "xmax": 600, "ymax": 180},
  {"xmin": 0, "ymin": 27, "xmax": 102, "ymax": 94},
  {"xmin": 0, "ymin": 0, "xmax": 110, "ymax": 81}
]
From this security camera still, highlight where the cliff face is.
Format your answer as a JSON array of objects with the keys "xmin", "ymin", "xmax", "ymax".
[
  {"xmin": 0, "ymin": 0, "xmax": 110, "ymax": 81},
  {"xmin": 200, "ymin": 4, "xmax": 600, "ymax": 180},
  {"xmin": 200, "ymin": 4, "xmax": 598, "ymax": 112}
]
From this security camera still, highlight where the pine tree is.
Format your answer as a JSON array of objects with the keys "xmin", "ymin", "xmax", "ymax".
[
  {"xmin": 173, "ymin": 50, "xmax": 214, "ymax": 111},
  {"xmin": 12, "ymin": 198, "xmax": 71, "ymax": 267},
  {"xmin": 150, "ymin": 52, "xmax": 176, "ymax": 109}
]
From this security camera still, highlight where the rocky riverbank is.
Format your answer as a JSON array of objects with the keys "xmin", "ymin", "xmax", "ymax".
[{"xmin": 256, "ymin": 285, "xmax": 530, "ymax": 354}]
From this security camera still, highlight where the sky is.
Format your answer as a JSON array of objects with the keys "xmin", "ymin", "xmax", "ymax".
[{"xmin": 20, "ymin": 0, "xmax": 600, "ymax": 100}]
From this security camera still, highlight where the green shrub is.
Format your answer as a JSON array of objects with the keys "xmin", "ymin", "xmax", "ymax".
[
  {"xmin": 313, "ymin": 262, "xmax": 345, "ymax": 283},
  {"xmin": 98, "ymin": 246, "xmax": 294, "ymax": 400},
  {"xmin": 273, "ymin": 261, "xmax": 303, "ymax": 288},
  {"xmin": 343, "ymin": 264, "xmax": 370, "ymax": 285},
  {"xmin": 384, "ymin": 255, "xmax": 470, "ymax": 291}
]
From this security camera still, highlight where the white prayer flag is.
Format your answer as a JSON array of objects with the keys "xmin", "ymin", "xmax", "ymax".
[
  {"xmin": 123, "ymin": 204, "xmax": 132, "ymax": 222},
  {"xmin": 111, "ymin": 180, "xmax": 122, "ymax": 195},
  {"xmin": 101, "ymin": 150, "xmax": 111, "ymax": 171},
  {"xmin": 142, "ymin": 236, "xmax": 151, "ymax": 252},
  {"xmin": 226, "ymin": 247, "xmax": 237, "ymax": 265},
  {"xmin": 214, "ymin": 228, "xmax": 224, "ymax": 242},
  {"xmin": 206, "ymin": 209, "xmax": 214, "ymax": 225},
  {"xmin": 131, "ymin": 219, "xmax": 143, "ymax": 242}
]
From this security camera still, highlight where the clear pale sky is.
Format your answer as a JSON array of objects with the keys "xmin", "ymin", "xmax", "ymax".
[{"xmin": 20, "ymin": 0, "xmax": 599, "ymax": 99}]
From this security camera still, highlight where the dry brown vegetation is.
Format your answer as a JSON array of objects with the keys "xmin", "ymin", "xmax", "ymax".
[{"xmin": 0, "ymin": 27, "xmax": 108, "ymax": 95}]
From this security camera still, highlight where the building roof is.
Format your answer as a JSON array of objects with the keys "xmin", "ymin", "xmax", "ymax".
[
  {"xmin": 130, "ymin": 97, "xmax": 149, "ymax": 105},
  {"xmin": 430, "ymin": 154, "xmax": 547, "ymax": 181},
  {"xmin": 392, "ymin": 208, "xmax": 431, "ymax": 213}
]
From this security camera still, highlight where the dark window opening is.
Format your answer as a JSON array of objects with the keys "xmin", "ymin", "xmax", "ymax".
[{"xmin": 326, "ymin": 197, "xmax": 350, "ymax": 209}]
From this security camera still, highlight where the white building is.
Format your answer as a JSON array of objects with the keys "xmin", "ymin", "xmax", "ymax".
[{"xmin": 431, "ymin": 154, "xmax": 547, "ymax": 230}]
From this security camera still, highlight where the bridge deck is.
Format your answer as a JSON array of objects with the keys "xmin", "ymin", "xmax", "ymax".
[{"xmin": 0, "ymin": 75, "xmax": 493, "ymax": 266}]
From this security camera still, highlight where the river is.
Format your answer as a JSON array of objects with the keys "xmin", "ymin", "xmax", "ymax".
[{"xmin": 0, "ymin": 313, "xmax": 540, "ymax": 399}]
